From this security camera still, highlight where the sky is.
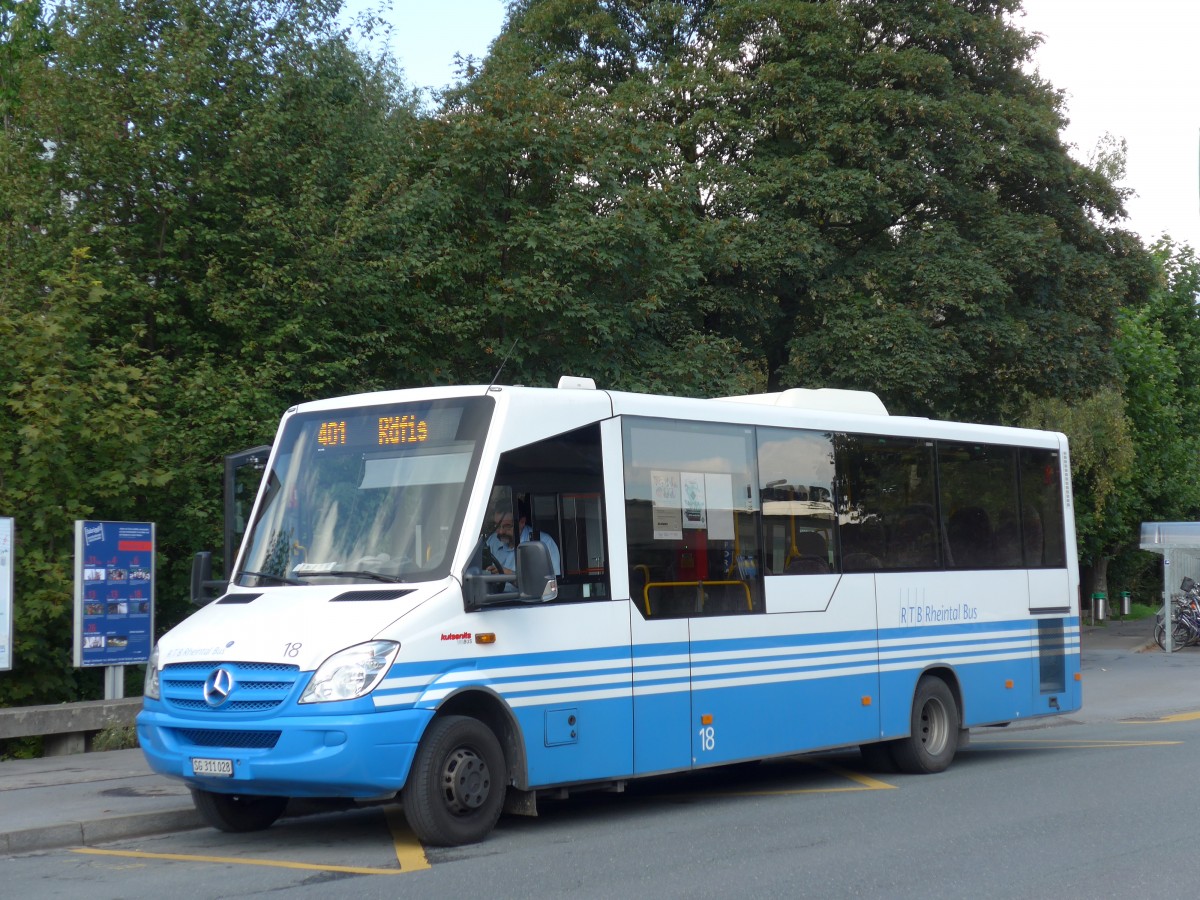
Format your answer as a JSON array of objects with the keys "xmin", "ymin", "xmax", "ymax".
[{"xmin": 365, "ymin": 0, "xmax": 1200, "ymax": 252}]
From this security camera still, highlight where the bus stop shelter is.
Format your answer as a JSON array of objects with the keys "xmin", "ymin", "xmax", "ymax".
[{"xmin": 1139, "ymin": 521, "xmax": 1200, "ymax": 653}]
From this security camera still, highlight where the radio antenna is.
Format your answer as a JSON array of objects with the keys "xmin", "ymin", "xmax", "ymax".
[{"xmin": 487, "ymin": 339, "xmax": 519, "ymax": 389}]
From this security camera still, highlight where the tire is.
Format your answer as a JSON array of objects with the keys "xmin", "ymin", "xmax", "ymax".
[
  {"xmin": 1155, "ymin": 621, "xmax": 1167, "ymax": 650},
  {"xmin": 401, "ymin": 715, "xmax": 506, "ymax": 846},
  {"xmin": 1174, "ymin": 621, "xmax": 1195, "ymax": 649},
  {"xmin": 191, "ymin": 788, "xmax": 288, "ymax": 832},
  {"xmin": 890, "ymin": 677, "xmax": 959, "ymax": 775},
  {"xmin": 859, "ymin": 741, "xmax": 898, "ymax": 773}
]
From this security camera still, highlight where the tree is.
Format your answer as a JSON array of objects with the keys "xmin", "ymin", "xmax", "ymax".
[
  {"xmin": 413, "ymin": 0, "xmax": 1156, "ymax": 416},
  {"xmin": 0, "ymin": 249, "xmax": 166, "ymax": 707},
  {"xmin": 1025, "ymin": 239, "xmax": 1200, "ymax": 598},
  {"xmin": 700, "ymin": 0, "xmax": 1156, "ymax": 418},
  {"xmin": 1103, "ymin": 240, "xmax": 1200, "ymax": 599},
  {"xmin": 0, "ymin": 0, "xmax": 424, "ymax": 711},
  {"xmin": 393, "ymin": 0, "xmax": 764, "ymax": 395}
]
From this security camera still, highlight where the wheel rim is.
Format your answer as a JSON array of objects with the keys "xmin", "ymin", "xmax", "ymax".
[
  {"xmin": 918, "ymin": 696, "xmax": 950, "ymax": 755},
  {"xmin": 439, "ymin": 745, "xmax": 492, "ymax": 815}
]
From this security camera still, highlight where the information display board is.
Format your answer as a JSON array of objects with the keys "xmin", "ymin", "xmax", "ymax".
[
  {"xmin": 73, "ymin": 520, "xmax": 155, "ymax": 667},
  {"xmin": 0, "ymin": 517, "xmax": 12, "ymax": 671}
]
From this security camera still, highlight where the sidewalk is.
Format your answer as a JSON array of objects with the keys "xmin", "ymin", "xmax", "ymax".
[
  {"xmin": 0, "ymin": 747, "xmax": 200, "ymax": 855},
  {"xmin": 0, "ymin": 616, "xmax": 1178, "ymax": 856},
  {"xmin": 1079, "ymin": 612, "xmax": 1158, "ymax": 652}
]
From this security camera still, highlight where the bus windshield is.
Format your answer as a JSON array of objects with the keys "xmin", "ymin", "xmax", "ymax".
[{"xmin": 236, "ymin": 396, "xmax": 493, "ymax": 587}]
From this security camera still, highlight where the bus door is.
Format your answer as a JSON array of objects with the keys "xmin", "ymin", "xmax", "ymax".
[
  {"xmin": 605, "ymin": 418, "xmax": 693, "ymax": 775},
  {"xmin": 629, "ymin": 587, "xmax": 694, "ymax": 775}
]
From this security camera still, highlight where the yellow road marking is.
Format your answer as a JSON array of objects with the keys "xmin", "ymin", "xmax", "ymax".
[
  {"xmin": 71, "ymin": 847, "xmax": 404, "ymax": 875},
  {"xmin": 702, "ymin": 757, "xmax": 897, "ymax": 797},
  {"xmin": 385, "ymin": 806, "xmax": 431, "ymax": 871},
  {"xmin": 1133, "ymin": 710, "xmax": 1200, "ymax": 723},
  {"xmin": 816, "ymin": 763, "xmax": 898, "ymax": 791}
]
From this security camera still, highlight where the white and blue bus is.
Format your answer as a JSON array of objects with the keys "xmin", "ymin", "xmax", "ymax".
[{"xmin": 138, "ymin": 378, "xmax": 1080, "ymax": 845}]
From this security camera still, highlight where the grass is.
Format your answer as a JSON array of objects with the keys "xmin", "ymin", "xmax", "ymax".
[
  {"xmin": 1106, "ymin": 601, "xmax": 1159, "ymax": 622},
  {"xmin": 91, "ymin": 723, "xmax": 139, "ymax": 752},
  {"xmin": 1124, "ymin": 601, "xmax": 1159, "ymax": 621}
]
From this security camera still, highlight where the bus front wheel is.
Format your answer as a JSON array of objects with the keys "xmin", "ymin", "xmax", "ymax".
[
  {"xmin": 891, "ymin": 677, "xmax": 959, "ymax": 774},
  {"xmin": 191, "ymin": 789, "xmax": 288, "ymax": 832},
  {"xmin": 402, "ymin": 714, "xmax": 506, "ymax": 846}
]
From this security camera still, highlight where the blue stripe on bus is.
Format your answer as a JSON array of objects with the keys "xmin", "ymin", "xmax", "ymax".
[{"xmin": 370, "ymin": 618, "xmax": 1079, "ymax": 713}]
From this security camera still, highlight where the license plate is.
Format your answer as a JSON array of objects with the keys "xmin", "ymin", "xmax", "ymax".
[{"xmin": 191, "ymin": 757, "xmax": 234, "ymax": 777}]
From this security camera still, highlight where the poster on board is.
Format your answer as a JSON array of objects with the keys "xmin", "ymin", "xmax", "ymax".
[
  {"xmin": 0, "ymin": 518, "xmax": 12, "ymax": 671},
  {"xmin": 681, "ymin": 472, "xmax": 707, "ymax": 530},
  {"xmin": 74, "ymin": 520, "xmax": 155, "ymax": 667},
  {"xmin": 651, "ymin": 470, "xmax": 683, "ymax": 540}
]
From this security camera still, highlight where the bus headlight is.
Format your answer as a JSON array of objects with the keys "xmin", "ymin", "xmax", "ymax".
[
  {"xmin": 144, "ymin": 647, "xmax": 160, "ymax": 700},
  {"xmin": 300, "ymin": 640, "xmax": 400, "ymax": 703}
]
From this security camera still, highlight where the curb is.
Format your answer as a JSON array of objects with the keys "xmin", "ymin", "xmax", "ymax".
[
  {"xmin": 0, "ymin": 796, "xmax": 355, "ymax": 856},
  {"xmin": 1, "ymin": 807, "xmax": 203, "ymax": 856}
]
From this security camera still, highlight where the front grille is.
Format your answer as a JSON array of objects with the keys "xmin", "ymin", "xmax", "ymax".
[
  {"xmin": 172, "ymin": 728, "xmax": 281, "ymax": 749},
  {"xmin": 161, "ymin": 661, "xmax": 301, "ymax": 715},
  {"xmin": 171, "ymin": 699, "xmax": 282, "ymax": 712}
]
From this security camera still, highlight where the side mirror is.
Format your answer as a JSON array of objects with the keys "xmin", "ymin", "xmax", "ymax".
[
  {"xmin": 190, "ymin": 551, "xmax": 224, "ymax": 606},
  {"xmin": 463, "ymin": 539, "xmax": 558, "ymax": 609},
  {"xmin": 515, "ymin": 541, "xmax": 558, "ymax": 602}
]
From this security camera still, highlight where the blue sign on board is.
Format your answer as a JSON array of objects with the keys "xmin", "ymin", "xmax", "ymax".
[{"xmin": 74, "ymin": 520, "xmax": 155, "ymax": 667}]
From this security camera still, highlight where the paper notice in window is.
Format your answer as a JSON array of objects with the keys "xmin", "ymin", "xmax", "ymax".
[{"xmin": 652, "ymin": 470, "xmax": 683, "ymax": 540}]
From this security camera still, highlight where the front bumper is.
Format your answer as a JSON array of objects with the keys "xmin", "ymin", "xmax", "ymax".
[{"xmin": 137, "ymin": 705, "xmax": 434, "ymax": 798}]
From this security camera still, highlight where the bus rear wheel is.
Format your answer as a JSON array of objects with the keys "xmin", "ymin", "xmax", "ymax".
[
  {"xmin": 191, "ymin": 789, "xmax": 288, "ymax": 832},
  {"xmin": 401, "ymin": 715, "xmax": 506, "ymax": 846},
  {"xmin": 891, "ymin": 676, "xmax": 959, "ymax": 774}
]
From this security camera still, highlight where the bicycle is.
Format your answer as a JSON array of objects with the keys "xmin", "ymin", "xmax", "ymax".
[{"xmin": 1155, "ymin": 578, "xmax": 1200, "ymax": 650}]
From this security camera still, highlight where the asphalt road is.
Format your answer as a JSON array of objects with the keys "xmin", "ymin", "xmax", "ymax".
[{"xmin": 4, "ymin": 710, "xmax": 1196, "ymax": 899}]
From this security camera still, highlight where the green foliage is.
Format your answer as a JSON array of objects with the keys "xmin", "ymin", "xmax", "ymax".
[
  {"xmin": 0, "ymin": 0, "xmax": 422, "ymax": 706},
  {"xmin": 1022, "ymin": 389, "xmax": 1135, "ymax": 561},
  {"xmin": 0, "ymin": 249, "xmax": 165, "ymax": 706},
  {"xmin": 1024, "ymin": 240, "xmax": 1200, "ymax": 587},
  {"xmin": 399, "ymin": 0, "xmax": 762, "ymax": 396},
  {"xmin": 91, "ymin": 722, "xmax": 139, "ymax": 751},
  {"xmin": 702, "ymin": 0, "xmax": 1155, "ymax": 418}
]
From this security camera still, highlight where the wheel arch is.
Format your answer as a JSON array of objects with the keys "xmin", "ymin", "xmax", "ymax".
[{"xmin": 432, "ymin": 686, "xmax": 529, "ymax": 789}]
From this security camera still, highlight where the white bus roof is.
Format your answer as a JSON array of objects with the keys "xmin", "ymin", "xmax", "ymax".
[
  {"xmin": 285, "ymin": 378, "xmax": 1062, "ymax": 450},
  {"xmin": 718, "ymin": 387, "xmax": 888, "ymax": 416}
]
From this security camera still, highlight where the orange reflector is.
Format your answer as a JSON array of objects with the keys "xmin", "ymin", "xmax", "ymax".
[
  {"xmin": 1004, "ymin": 679, "xmax": 1014, "ymax": 689},
  {"xmin": 862, "ymin": 696, "xmax": 872, "ymax": 706},
  {"xmin": 1075, "ymin": 672, "xmax": 1082, "ymax": 681},
  {"xmin": 475, "ymin": 633, "xmax": 496, "ymax": 644},
  {"xmin": 700, "ymin": 714, "xmax": 713, "ymax": 726}
]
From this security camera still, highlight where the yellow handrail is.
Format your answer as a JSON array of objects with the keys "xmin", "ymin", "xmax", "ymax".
[{"xmin": 642, "ymin": 579, "xmax": 752, "ymax": 616}]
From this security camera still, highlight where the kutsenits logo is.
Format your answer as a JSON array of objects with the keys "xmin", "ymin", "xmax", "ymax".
[
  {"xmin": 441, "ymin": 632, "xmax": 472, "ymax": 643},
  {"xmin": 203, "ymin": 667, "xmax": 236, "ymax": 707}
]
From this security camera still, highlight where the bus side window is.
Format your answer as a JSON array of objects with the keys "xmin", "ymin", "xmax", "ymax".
[
  {"xmin": 622, "ymin": 418, "xmax": 763, "ymax": 618},
  {"xmin": 488, "ymin": 425, "xmax": 609, "ymax": 603},
  {"xmin": 757, "ymin": 427, "xmax": 838, "ymax": 577}
]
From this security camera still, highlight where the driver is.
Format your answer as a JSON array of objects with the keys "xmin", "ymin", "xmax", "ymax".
[{"xmin": 486, "ymin": 501, "xmax": 561, "ymax": 577}]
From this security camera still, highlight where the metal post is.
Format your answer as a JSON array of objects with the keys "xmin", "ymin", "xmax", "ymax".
[{"xmin": 104, "ymin": 665, "xmax": 125, "ymax": 700}]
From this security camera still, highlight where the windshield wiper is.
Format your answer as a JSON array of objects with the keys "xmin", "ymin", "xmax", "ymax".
[
  {"xmin": 295, "ymin": 569, "xmax": 405, "ymax": 584},
  {"xmin": 239, "ymin": 570, "xmax": 306, "ymax": 586}
]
